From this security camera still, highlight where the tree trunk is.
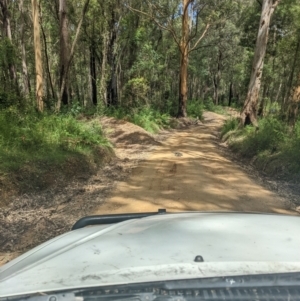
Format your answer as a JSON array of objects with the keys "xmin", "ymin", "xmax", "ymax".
[
  {"xmin": 90, "ymin": 42, "xmax": 97, "ymax": 105},
  {"xmin": 228, "ymin": 82, "xmax": 233, "ymax": 107},
  {"xmin": 275, "ymin": 81, "xmax": 282, "ymax": 103},
  {"xmin": 283, "ymin": 30, "xmax": 300, "ymax": 118},
  {"xmin": 59, "ymin": 0, "xmax": 70, "ymax": 106},
  {"xmin": 258, "ymin": 82, "xmax": 269, "ymax": 116},
  {"xmin": 213, "ymin": 75, "xmax": 218, "ymax": 106},
  {"xmin": 56, "ymin": 0, "xmax": 90, "ymax": 111},
  {"xmin": 178, "ymin": 50, "xmax": 188, "ymax": 117},
  {"xmin": 240, "ymin": 0, "xmax": 280, "ymax": 127},
  {"xmin": 19, "ymin": 0, "xmax": 31, "ymax": 96},
  {"xmin": 106, "ymin": 10, "xmax": 118, "ymax": 107},
  {"xmin": 31, "ymin": 0, "xmax": 44, "ymax": 112},
  {"xmin": 213, "ymin": 50, "xmax": 222, "ymax": 106},
  {"xmin": 39, "ymin": 3, "xmax": 55, "ymax": 100},
  {"xmin": 100, "ymin": 32, "xmax": 108, "ymax": 106},
  {"xmin": 177, "ymin": 0, "xmax": 190, "ymax": 118},
  {"xmin": 288, "ymin": 73, "xmax": 300, "ymax": 124},
  {"xmin": 0, "ymin": 0, "xmax": 19, "ymax": 92}
]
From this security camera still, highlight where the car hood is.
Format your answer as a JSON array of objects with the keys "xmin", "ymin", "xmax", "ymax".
[{"xmin": 1, "ymin": 212, "xmax": 300, "ymax": 298}]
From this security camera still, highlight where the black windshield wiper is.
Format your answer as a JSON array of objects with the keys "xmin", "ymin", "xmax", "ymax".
[
  {"xmin": 81, "ymin": 293, "xmax": 154, "ymax": 301},
  {"xmin": 83, "ymin": 295, "xmax": 148, "ymax": 301}
]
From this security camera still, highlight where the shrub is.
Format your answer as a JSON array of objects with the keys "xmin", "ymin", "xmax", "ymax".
[
  {"xmin": 221, "ymin": 118, "xmax": 239, "ymax": 138},
  {"xmin": 131, "ymin": 107, "xmax": 171, "ymax": 133},
  {"xmin": 0, "ymin": 107, "xmax": 110, "ymax": 171},
  {"xmin": 239, "ymin": 117, "xmax": 286, "ymax": 157},
  {"xmin": 280, "ymin": 120, "xmax": 300, "ymax": 171},
  {"xmin": 187, "ymin": 100, "xmax": 204, "ymax": 119},
  {"xmin": 203, "ymin": 98, "xmax": 215, "ymax": 111},
  {"xmin": 224, "ymin": 115, "xmax": 300, "ymax": 175},
  {"xmin": 104, "ymin": 105, "xmax": 171, "ymax": 133},
  {"xmin": 202, "ymin": 98, "xmax": 227, "ymax": 115}
]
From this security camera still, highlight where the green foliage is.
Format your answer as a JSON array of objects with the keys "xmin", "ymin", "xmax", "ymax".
[
  {"xmin": 265, "ymin": 100, "xmax": 280, "ymax": 116},
  {"xmin": 0, "ymin": 90, "xmax": 23, "ymax": 108},
  {"xmin": 0, "ymin": 38, "xmax": 16, "ymax": 69},
  {"xmin": 104, "ymin": 105, "xmax": 171, "ymax": 133},
  {"xmin": 202, "ymin": 98, "xmax": 227, "ymax": 115},
  {"xmin": 187, "ymin": 100, "xmax": 204, "ymax": 119},
  {"xmin": 223, "ymin": 116, "xmax": 300, "ymax": 174},
  {"xmin": 0, "ymin": 39, "xmax": 19, "ymax": 103},
  {"xmin": 238, "ymin": 118, "xmax": 286, "ymax": 157},
  {"xmin": 280, "ymin": 119, "xmax": 300, "ymax": 171},
  {"xmin": 124, "ymin": 77, "xmax": 149, "ymax": 106},
  {"xmin": 131, "ymin": 107, "xmax": 170, "ymax": 133},
  {"xmin": 104, "ymin": 105, "xmax": 129, "ymax": 120},
  {"xmin": 0, "ymin": 107, "xmax": 110, "ymax": 172},
  {"xmin": 221, "ymin": 118, "xmax": 239, "ymax": 138},
  {"xmin": 203, "ymin": 98, "xmax": 215, "ymax": 111}
]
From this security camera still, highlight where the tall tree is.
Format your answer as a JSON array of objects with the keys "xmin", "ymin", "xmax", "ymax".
[
  {"xmin": 56, "ymin": 0, "xmax": 90, "ymax": 111},
  {"xmin": 31, "ymin": 0, "xmax": 44, "ymax": 112},
  {"xmin": 288, "ymin": 72, "xmax": 300, "ymax": 123},
  {"xmin": 19, "ymin": 0, "xmax": 31, "ymax": 96},
  {"xmin": 59, "ymin": 0, "xmax": 70, "ymax": 106},
  {"xmin": 129, "ymin": 0, "xmax": 210, "ymax": 117},
  {"xmin": 106, "ymin": 7, "xmax": 119, "ymax": 107},
  {"xmin": 0, "ymin": 0, "xmax": 18, "ymax": 92},
  {"xmin": 240, "ymin": 0, "xmax": 281, "ymax": 126}
]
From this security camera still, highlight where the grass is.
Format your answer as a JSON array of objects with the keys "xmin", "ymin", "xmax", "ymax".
[
  {"xmin": 104, "ymin": 100, "xmax": 204, "ymax": 134},
  {"xmin": 130, "ymin": 108, "xmax": 171, "ymax": 133},
  {"xmin": 0, "ymin": 107, "xmax": 111, "ymax": 176},
  {"xmin": 203, "ymin": 98, "xmax": 229, "ymax": 115},
  {"xmin": 187, "ymin": 100, "xmax": 204, "ymax": 119},
  {"xmin": 104, "ymin": 106, "xmax": 172, "ymax": 133},
  {"xmin": 221, "ymin": 118, "xmax": 239, "ymax": 138},
  {"xmin": 221, "ymin": 116, "xmax": 300, "ymax": 176}
]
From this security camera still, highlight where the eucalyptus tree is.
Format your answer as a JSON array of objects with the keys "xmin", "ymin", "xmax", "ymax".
[
  {"xmin": 31, "ymin": 0, "xmax": 44, "ymax": 112},
  {"xmin": 128, "ymin": 0, "xmax": 214, "ymax": 117},
  {"xmin": 240, "ymin": 0, "xmax": 281, "ymax": 126},
  {"xmin": 56, "ymin": 0, "xmax": 90, "ymax": 111},
  {"xmin": 280, "ymin": 0, "xmax": 300, "ymax": 123},
  {"xmin": 19, "ymin": 0, "xmax": 31, "ymax": 96},
  {"xmin": 128, "ymin": 0, "xmax": 246, "ymax": 117},
  {"xmin": 59, "ymin": 0, "xmax": 70, "ymax": 106},
  {"xmin": 0, "ymin": 0, "xmax": 18, "ymax": 94}
]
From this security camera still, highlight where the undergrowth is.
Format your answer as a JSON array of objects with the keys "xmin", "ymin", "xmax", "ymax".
[
  {"xmin": 0, "ymin": 107, "xmax": 111, "ymax": 173},
  {"xmin": 221, "ymin": 116, "xmax": 300, "ymax": 175},
  {"xmin": 203, "ymin": 98, "xmax": 228, "ymax": 115},
  {"xmin": 104, "ymin": 101, "xmax": 203, "ymax": 133},
  {"xmin": 104, "ymin": 106, "xmax": 172, "ymax": 133},
  {"xmin": 187, "ymin": 100, "xmax": 204, "ymax": 119}
]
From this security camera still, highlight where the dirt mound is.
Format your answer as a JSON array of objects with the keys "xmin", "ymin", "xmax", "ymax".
[{"xmin": 101, "ymin": 116, "xmax": 160, "ymax": 146}]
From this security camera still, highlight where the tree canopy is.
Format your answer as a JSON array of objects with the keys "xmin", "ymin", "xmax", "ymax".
[{"xmin": 0, "ymin": 0, "xmax": 299, "ymax": 124}]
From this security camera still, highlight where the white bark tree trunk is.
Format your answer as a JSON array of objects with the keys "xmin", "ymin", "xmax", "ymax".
[{"xmin": 240, "ymin": 0, "xmax": 280, "ymax": 126}]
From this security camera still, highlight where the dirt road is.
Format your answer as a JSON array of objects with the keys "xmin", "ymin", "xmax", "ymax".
[
  {"xmin": 94, "ymin": 111, "xmax": 293, "ymax": 215},
  {"xmin": 0, "ymin": 111, "xmax": 296, "ymax": 265}
]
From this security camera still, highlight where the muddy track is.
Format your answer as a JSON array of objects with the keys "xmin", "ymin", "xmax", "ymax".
[{"xmin": 0, "ymin": 111, "xmax": 297, "ymax": 265}]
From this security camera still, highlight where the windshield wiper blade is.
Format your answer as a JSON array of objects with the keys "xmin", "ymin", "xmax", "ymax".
[
  {"xmin": 82, "ymin": 293, "xmax": 153, "ymax": 301},
  {"xmin": 81, "ymin": 293, "xmax": 187, "ymax": 301}
]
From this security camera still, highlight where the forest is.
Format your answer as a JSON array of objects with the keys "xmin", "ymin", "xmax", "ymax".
[{"xmin": 0, "ymin": 0, "xmax": 300, "ymax": 181}]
